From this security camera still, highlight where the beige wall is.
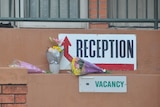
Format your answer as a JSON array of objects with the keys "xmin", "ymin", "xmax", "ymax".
[
  {"xmin": 0, "ymin": 28, "xmax": 159, "ymax": 107},
  {"xmin": 28, "ymin": 74, "xmax": 160, "ymax": 107},
  {"xmin": 0, "ymin": 28, "xmax": 160, "ymax": 74}
]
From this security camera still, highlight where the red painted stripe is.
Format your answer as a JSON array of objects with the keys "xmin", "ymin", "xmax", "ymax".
[{"xmin": 95, "ymin": 64, "xmax": 134, "ymax": 71}]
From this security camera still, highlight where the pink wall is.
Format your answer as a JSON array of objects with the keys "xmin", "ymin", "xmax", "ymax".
[
  {"xmin": 0, "ymin": 28, "xmax": 159, "ymax": 107},
  {"xmin": 0, "ymin": 28, "xmax": 160, "ymax": 74},
  {"xmin": 28, "ymin": 74, "xmax": 160, "ymax": 107}
]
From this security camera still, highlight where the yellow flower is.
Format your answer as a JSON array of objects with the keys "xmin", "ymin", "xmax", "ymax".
[
  {"xmin": 71, "ymin": 58, "xmax": 81, "ymax": 76},
  {"xmin": 52, "ymin": 46, "xmax": 62, "ymax": 52}
]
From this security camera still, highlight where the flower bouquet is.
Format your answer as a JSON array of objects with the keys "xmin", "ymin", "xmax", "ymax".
[
  {"xmin": 71, "ymin": 57, "xmax": 110, "ymax": 76},
  {"xmin": 46, "ymin": 37, "xmax": 63, "ymax": 74},
  {"xmin": 9, "ymin": 59, "xmax": 45, "ymax": 73}
]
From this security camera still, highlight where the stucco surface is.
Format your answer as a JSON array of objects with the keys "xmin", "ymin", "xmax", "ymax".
[
  {"xmin": 0, "ymin": 28, "xmax": 159, "ymax": 107},
  {"xmin": 28, "ymin": 73, "xmax": 160, "ymax": 107},
  {"xmin": 0, "ymin": 28, "xmax": 159, "ymax": 74}
]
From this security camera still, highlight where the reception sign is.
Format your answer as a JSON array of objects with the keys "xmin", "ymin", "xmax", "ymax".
[{"xmin": 59, "ymin": 34, "xmax": 136, "ymax": 71}]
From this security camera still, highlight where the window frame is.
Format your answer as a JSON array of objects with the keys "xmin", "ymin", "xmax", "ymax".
[
  {"xmin": 15, "ymin": 0, "xmax": 88, "ymax": 28},
  {"xmin": 107, "ymin": 0, "xmax": 159, "ymax": 28}
]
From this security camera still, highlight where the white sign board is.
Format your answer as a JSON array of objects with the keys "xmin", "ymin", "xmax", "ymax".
[
  {"xmin": 79, "ymin": 76, "xmax": 127, "ymax": 93},
  {"xmin": 59, "ymin": 34, "xmax": 136, "ymax": 70}
]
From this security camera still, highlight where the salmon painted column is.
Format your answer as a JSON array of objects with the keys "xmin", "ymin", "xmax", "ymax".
[{"xmin": 0, "ymin": 68, "xmax": 28, "ymax": 107}]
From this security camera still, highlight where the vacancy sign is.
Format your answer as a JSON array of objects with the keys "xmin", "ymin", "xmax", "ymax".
[
  {"xmin": 79, "ymin": 76, "xmax": 127, "ymax": 93},
  {"xmin": 59, "ymin": 34, "xmax": 136, "ymax": 70}
]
